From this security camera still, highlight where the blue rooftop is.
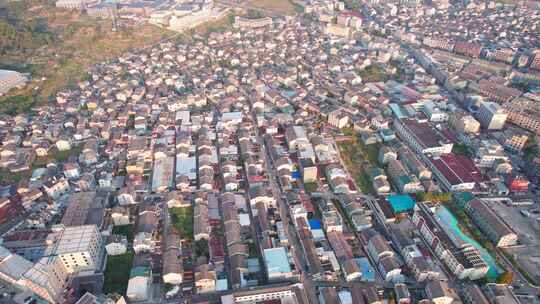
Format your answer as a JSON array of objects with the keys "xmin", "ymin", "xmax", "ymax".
[
  {"xmin": 389, "ymin": 103, "xmax": 407, "ymax": 119},
  {"xmin": 356, "ymin": 258, "xmax": 375, "ymax": 282},
  {"xmin": 308, "ymin": 219, "xmax": 322, "ymax": 230},
  {"xmin": 387, "ymin": 194, "xmax": 416, "ymax": 213},
  {"xmin": 263, "ymin": 247, "xmax": 291, "ymax": 275}
]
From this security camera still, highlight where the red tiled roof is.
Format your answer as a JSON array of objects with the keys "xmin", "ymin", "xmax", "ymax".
[
  {"xmin": 430, "ymin": 154, "xmax": 481, "ymax": 186},
  {"xmin": 327, "ymin": 231, "xmax": 354, "ymax": 262},
  {"xmin": 340, "ymin": 10, "xmax": 364, "ymax": 19}
]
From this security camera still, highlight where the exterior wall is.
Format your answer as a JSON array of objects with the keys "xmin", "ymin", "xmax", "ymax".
[
  {"xmin": 478, "ymin": 102, "xmax": 507, "ymax": 130},
  {"xmin": 233, "ymin": 289, "xmax": 293, "ymax": 302}
]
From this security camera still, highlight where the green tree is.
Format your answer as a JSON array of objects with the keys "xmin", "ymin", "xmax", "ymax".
[
  {"xmin": 304, "ymin": 181, "xmax": 319, "ymax": 193},
  {"xmin": 194, "ymin": 239, "xmax": 209, "ymax": 259}
]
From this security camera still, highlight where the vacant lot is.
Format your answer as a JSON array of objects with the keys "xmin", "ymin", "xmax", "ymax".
[
  {"xmin": 337, "ymin": 137, "xmax": 380, "ymax": 195},
  {"xmin": 103, "ymin": 251, "xmax": 134, "ymax": 295},
  {"xmin": 170, "ymin": 206, "xmax": 193, "ymax": 241}
]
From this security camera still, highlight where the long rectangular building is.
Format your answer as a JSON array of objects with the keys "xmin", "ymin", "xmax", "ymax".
[
  {"xmin": 394, "ymin": 118, "xmax": 453, "ymax": 156},
  {"xmin": 427, "ymin": 154, "xmax": 481, "ymax": 192},
  {"xmin": 503, "ymin": 97, "xmax": 540, "ymax": 135},
  {"xmin": 412, "ymin": 203, "xmax": 488, "ymax": 280},
  {"xmin": 464, "ymin": 199, "xmax": 518, "ymax": 247},
  {"xmin": 152, "ymin": 154, "xmax": 174, "ymax": 192}
]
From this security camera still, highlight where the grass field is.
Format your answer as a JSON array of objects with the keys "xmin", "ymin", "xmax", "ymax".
[
  {"xmin": 170, "ymin": 206, "xmax": 193, "ymax": 241},
  {"xmin": 337, "ymin": 139, "xmax": 380, "ymax": 195},
  {"xmin": 103, "ymin": 251, "xmax": 134, "ymax": 295}
]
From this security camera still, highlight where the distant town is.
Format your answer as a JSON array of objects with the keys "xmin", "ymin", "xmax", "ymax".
[{"xmin": 0, "ymin": 0, "xmax": 539, "ymax": 304}]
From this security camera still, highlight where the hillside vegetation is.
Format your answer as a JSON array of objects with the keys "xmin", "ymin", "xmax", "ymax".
[
  {"xmin": 0, "ymin": 0, "xmax": 56, "ymax": 53},
  {"xmin": 0, "ymin": 0, "xmax": 174, "ymax": 114}
]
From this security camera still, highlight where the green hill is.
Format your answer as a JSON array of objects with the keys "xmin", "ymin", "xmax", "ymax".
[{"xmin": 0, "ymin": 0, "xmax": 174, "ymax": 114}]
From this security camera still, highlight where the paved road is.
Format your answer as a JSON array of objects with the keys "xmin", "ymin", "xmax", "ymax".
[{"xmin": 245, "ymin": 94, "xmax": 320, "ymax": 301}]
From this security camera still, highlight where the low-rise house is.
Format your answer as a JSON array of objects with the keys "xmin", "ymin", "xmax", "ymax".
[
  {"xmin": 126, "ymin": 264, "xmax": 152, "ymax": 302},
  {"xmin": 43, "ymin": 178, "xmax": 70, "ymax": 200},
  {"xmin": 133, "ymin": 207, "xmax": 158, "ymax": 254},
  {"xmin": 263, "ymin": 247, "xmax": 293, "ymax": 282},
  {"xmin": 483, "ymin": 283, "xmax": 520, "ymax": 304},
  {"xmin": 111, "ymin": 206, "xmax": 130, "ymax": 226},
  {"xmin": 342, "ymin": 259, "xmax": 361, "ymax": 282},
  {"xmin": 367, "ymin": 233, "xmax": 394, "ymax": 264},
  {"xmin": 63, "ymin": 163, "xmax": 80, "ymax": 180},
  {"xmin": 248, "ymin": 185, "xmax": 276, "ymax": 208},
  {"xmin": 394, "ymin": 283, "xmax": 411, "ymax": 304},
  {"xmin": 165, "ymin": 191, "xmax": 187, "ymax": 208},
  {"xmin": 195, "ymin": 264, "xmax": 217, "ymax": 293},
  {"xmin": 194, "ymin": 202, "xmax": 210, "ymax": 241},
  {"xmin": 461, "ymin": 285, "xmax": 490, "ymax": 304},
  {"xmin": 21, "ymin": 189, "xmax": 43, "ymax": 211},
  {"xmin": 326, "ymin": 165, "xmax": 351, "ymax": 194},
  {"xmin": 55, "ymin": 139, "xmax": 72, "ymax": 151},
  {"xmin": 162, "ymin": 233, "xmax": 182, "ymax": 285},
  {"xmin": 370, "ymin": 168, "xmax": 391, "ymax": 195},
  {"xmin": 117, "ymin": 186, "xmax": 137, "ymax": 206},
  {"xmin": 105, "ymin": 235, "xmax": 128, "ymax": 256},
  {"xmin": 378, "ymin": 255, "xmax": 403, "ymax": 283},
  {"xmin": 387, "ymin": 159, "xmax": 423, "ymax": 194},
  {"xmin": 425, "ymin": 280, "xmax": 459, "ymax": 304},
  {"xmin": 378, "ymin": 146, "xmax": 397, "ymax": 165}
]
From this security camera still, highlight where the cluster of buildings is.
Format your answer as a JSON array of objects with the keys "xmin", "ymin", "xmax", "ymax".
[
  {"xmin": 1, "ymin": 0, "xmax": 540, "ymax": 303},
  {"xmin": 55, "ymin": 0, "xmax": 230, "ymax": 33},
  {"xmin": 0, "ymin": 225, "xmax": 104, "ymax": 303}
]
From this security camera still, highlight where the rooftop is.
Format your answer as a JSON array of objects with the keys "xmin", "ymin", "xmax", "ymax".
[
  {"xmin": 263, "ymin": 247, "xmax": 291, "ymax": 275},
  {"xmin": 387, "ymin": 194, "xmax": 416, "ymax": 213},
  {"xmin": 400, "ymin": 118, "xmax": 450, "ymax": 149},
  {"xmin": 430, "ymin": 153, "xmax": 482, "ymax": 186}
]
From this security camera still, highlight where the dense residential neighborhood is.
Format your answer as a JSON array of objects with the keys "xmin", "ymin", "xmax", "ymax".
[{"xmin": 0, "ymin": 0, "xmax": 540, "ymax": 303}]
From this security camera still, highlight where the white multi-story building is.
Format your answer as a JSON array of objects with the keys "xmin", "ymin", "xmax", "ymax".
[
  {"xmin": 412, "ymin": 204, "xmax": 488, "ymax": 280},
  {"xmin": 22, "ymin": 257, "xmax": 70, "ymax": 303},
  {"xmin": 503, "ymin": 97, "xmax": 540, "ymax": 135},
  {"xmin": 234, "ymin": 16, "xmax": 273, "ymax": 29},
  {"xmin": 55, "ymin": 0, "xmax": 98, "ymax": 9},
  {"xmin": 393, "ymin": 118, "xmax": 453, "ymax": 156},
  {"xmin": 423, "ymin": 100, "xmax": 449, "ymax": 122},
  {"xmin": 328, "ymin": 109, "xmax": 350, "ymax": 129},
  {"xmin": 52, "ymin": 225, "xmax": 104, "ymax": 274},
  {"xmin": 449, "ymin": 111, "xmax": 480, "ymax": 134},
  {"xmin": 478, "ymin": 102, "xmax": 507, "ymax": 130},
  {"xmin": 221, "ymin": 285, "xmax": 299, "ymax": 303}
]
